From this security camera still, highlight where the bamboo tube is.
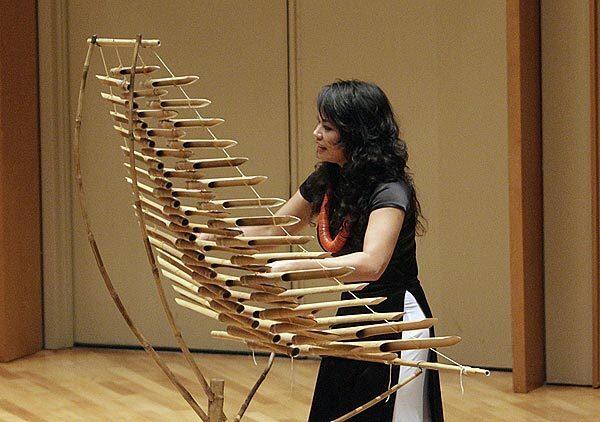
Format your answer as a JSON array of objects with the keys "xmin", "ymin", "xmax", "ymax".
[
  {"xmin": 110, "ymin": 65, "xmax": 160, "ymax": 76},
  {"xmin": 199, "ymin": 242, "xmax": 259, "ymax": 255},
  {"xmin": 333, "ymin": 370, "xmax": 423, "ymax": 422},
  {"xmin": 226, "ymin": 279, "xmax": 285, "ymax": 294},
  {"xmin": 101, "ymin": 92, "xmax": 138, "ymax": 108},
  {"xmin": 120, "ymin": 146, "xmax": 163, "ymax": 168},
  {"xmin": 267, "ymin": 322, "xmax": 319, "ymax": 333},
  {"xmin": 254, "ymin": 307, "xmax": 318, "ymax": 320},
  {"xmin": 210, "ymin": 298, "xmax": 242, "ymax": 314},
  {"xmin": 240, "ymin": 266, "xmax": 352, "ymax": 283},
  {"xmin": 176, "ymin": 297, "xmax": 220, "ymax": 320},
  {"xmin": 111, "ymin": 110, "xmax": 147, "ymax": 128},
  {"xmin": 167, "ymin": 139, "xmax": 237, "ymax": 149},
  {"xmin": 336, "ymin": 336, "xmax": 461, "ymax": 354},
  {"xmin": 171, "ymin": 189, "xmax": 216, "ymax": 200},
  {"xmin": 207, "ymin": 215, "xmax": 299, "ymax": 229},
  {"xmin": 154, "ymin": 238, "xmax": 206, "ymax": 267},
  {"xmin": 141, "ymin": 147, "xmax": 192, "ymax": 158},
  {"xmin": 162, "ymin": 268, "xmax": 200, "ymax": 293},
  {"xmin": 214, "ymin": 198, "xmax": 286, "ymax": 210},
  {"xmin": 290, "ymin": 296, "xmax": 386, "ymax": 314},
  {"xmin": 78, "ymin": 37, "xmax": 209, "ymax": 421},
  {"xmin": 170, "ymin": 117, "xmax": 224, "ymax": 127},
  {"xmin": 180, "ymin": 206, "xmax": 229, "ymax": 218},
  {"xmin": 245, "ymin": 340, "xmax": 300, "ymax": 358},
  {"xmin": 156, "ymin": 254, "xmax": 199, "ymax": 285},
  {"xmin": 227, "ymin": 326, "xmax": 280, "ymax": 344},
  {"xmin": 87, "ymin": 37, "xmax": 161, "ymax": 47},
  {"xmin": 299, "ymin": 343, "xmax": 359, "ymax": 353},
  {"xmin": 163, "ymin": 170, "xmax": 208, "ymax": 181},
  {"xmin": 389, "ymin": 358, "xmax": 491, "ymax": 376},
  {"xmin": 124, "ymin": 163, "xmax": 172, "ymax": 189},
  {"xmin": 114, "ymin": 126, "xmax": 154, "ymax": 147},
  {"xmin": 313, "ymin": 312, "xmax": 403, "ymax": 327},
  {"xmin": 157, "ymin": 253, "xmax": 217, "ymax": 284},
  {"xmin": 149, "ymin": 194, "xmax": 181, "ymax": 208},
  {"xmin": 136, "ymin": 109, "xmax": 178, "ymax": 119},
  {"xmin": 189, "ymin": 224, "xmax": 242, "ymax": 237},
  {"xmin": 379, "ymin": 336, "xmax": 461, "ymax": 353},
  {"xmin": 231, "ymin": 252, "xmax": 330, "ymax": 266},
  {"xmin": 122, "ymin": 88, "xmax": 169, "ymax": 98},
  {"xmin": 142, "ymin": 75, "xmax": 199, "ymax": 88},
  {"xmin": 138, "ymin": 202, "xmax": 189, "ymax": 226},
  {"xmin": 138, "ymin": 207, "xmax": 196, "ymax": 239},
  {"xmin": 173, "ymin": 285, "xmax": 209, "ymax": 306},
  {"xmin": 175, "ymin": 157, "xmax": 248, "ymax": 170},
  {"xmin": 145, "ymin": 225, "xmax": 196, "ymax": 249},
  {"xmin": 145, "ymin": 128, "xmax": 187, "ymax": 138},
  {"xmin": 96, "ymin": 74, "xmax": 129, "ymax": 90},
  {"xmin": 323, "ymin": 318, "xmax": 436, "ymax": 340},
  {"xmin": 356, "ymin": 318, "xmax": 438, "ymax": 339},
  {"xmin": 157, "ymin": 249, "xmax": 218, "ymax": 280},
  {"xmin": 248, "ymin": 292, "xmax": 299, "ymax": 305},
  {"xmin": 276, "ymin": 283, "xmax": 368, "ymax": 299},
  {"xmin": 276, "ymin": 331, "xmax": 336, "ymax": 345},
  {"xmin": 217, "ymin": 235, "xmax": 313, "ymax": 248},
  {"xmin": 125, "ymin": 177, "xmax": 167, "ymax": 197},
  {"xmin": 186, "ymin": 176, "xmax": 267, "ymax": 190},
  {"xmin": 149, "ymin": 235, "xmax": 202, "ymax": 262},
  {"xmin": 149, "ymin": 98, "xmax": 211, "ymax": 109}
]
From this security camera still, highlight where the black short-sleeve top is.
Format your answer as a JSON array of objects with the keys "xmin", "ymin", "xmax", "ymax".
[{"xmin": 299, "ymin": 172, "xmax": 419, "ymax": 294}]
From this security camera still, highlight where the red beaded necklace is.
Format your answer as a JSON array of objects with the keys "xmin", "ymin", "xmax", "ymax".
[{"xmin": 317, "ymin": 188, "xmax": 352, "ymax": 253}]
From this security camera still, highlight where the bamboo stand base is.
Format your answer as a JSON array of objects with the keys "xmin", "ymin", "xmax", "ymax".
[{"xmin": 209, "ymin": 379, "xmax": 225, "ymax": 422}]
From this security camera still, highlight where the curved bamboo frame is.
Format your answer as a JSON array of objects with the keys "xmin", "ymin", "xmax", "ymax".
[{"xmin": 73, "ymin": 35, "xmax": 208, "ymax": 421}]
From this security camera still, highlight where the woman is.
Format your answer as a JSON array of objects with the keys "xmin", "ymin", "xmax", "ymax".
[{"xmin": 246, "ymin": 80, "xmax": 443, "ymax": 421}]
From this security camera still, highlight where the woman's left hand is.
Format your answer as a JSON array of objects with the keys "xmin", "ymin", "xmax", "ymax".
[
  {"xmin": 266, "ymin": 260, "xmax": 295, "ymax": 273},
  {"xmin": 266, "ymin": 259, "xmax": 319, "ymax": 273}
]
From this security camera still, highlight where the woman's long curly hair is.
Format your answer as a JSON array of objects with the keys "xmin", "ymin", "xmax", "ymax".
[{"xmin": 309, "ymin": 80, "xmax": 425, "ymax": 246}]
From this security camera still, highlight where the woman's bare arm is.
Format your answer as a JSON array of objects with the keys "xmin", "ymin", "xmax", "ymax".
[{"xmin": 266, "ymin": 207, "xmax": 405, "ymax": 282}]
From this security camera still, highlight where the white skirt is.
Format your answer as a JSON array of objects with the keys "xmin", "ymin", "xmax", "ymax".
[{"xmin": 392, "ymin": 291, "xmax": 431, "ymax": 422}]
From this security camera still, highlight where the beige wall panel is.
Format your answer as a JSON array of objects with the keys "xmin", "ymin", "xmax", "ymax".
[
  {"xmin": 542, "ymin": 0, "xmax": 593, "ymax": 384},
  {"xmin": 68, "ymin": 0, "xmax": 289, "ymax": 350},
  {"xmin": 294, "ymin": 0, "xmax": 510, "ymax": 367}
]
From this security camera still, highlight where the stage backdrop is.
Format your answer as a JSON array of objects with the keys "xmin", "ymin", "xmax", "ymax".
[{"xmin": 44, "ymin": 0, "xmax": 514, "ymax": 369}]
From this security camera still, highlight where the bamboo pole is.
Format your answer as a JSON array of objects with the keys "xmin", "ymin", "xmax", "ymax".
[
  {"xmin": 110, "ymin": 65, "xmax": 160, "ymax": 75},
  {"xmin": 122, "ymin": 35, "xmax": 215, "ymax": 405},
  {"xmin": 206, "ymin": 198, "xmax": 286, "ymax": 210},
  {"xmin": 168, "ymin": 139, "xmax": 237, "ymax": 149},
  {"xmin": 87, "ymin": 37, "xmax": 160, "ymax": 47},
  {"xmin": 136, "ymin": 109, "xmax": 178, "ymax": 119},
  {"xmin": 171, "ymin": 117, "xmax": 225, "ymax": 127},
  {"xmin": 73, "ymin": 36, "xmax": 208, "ymax": 422},
  {"xmin": 313, "ymin": 312, "xmax": 405, "ymax": 327},
  {"xmin": 233, "ymin": 353, "xmax": 275, "ymax": 422},
  {"xmin": 208, "ymin": 379, "xmax": 225, "ymax": 422},
  {"xmin": 101, "ymin": 92, "xmax": 138, "ymax": 108},
  {"xmin": 149, "ymin": 98, "xmax": 211, "ymax": 109},
  {"xmin": 142, "ymin": 75, "xmax": 199, "ymax": 88},
  {"xmin": 231, "ymin": 251, "xmax": 330, "ymax": 266},
  {"xmin": 187, "ymin": 176, "xmax": 267, "ymax": 190}
]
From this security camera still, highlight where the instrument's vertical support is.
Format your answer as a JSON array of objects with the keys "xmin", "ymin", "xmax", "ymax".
[
  {"xmin": 125, "ymin": 34, "xmax": 215, "ymax": 404},
  {"xmin": 209, "ymin": 379, "xmax": 225, "ymax": 422}
]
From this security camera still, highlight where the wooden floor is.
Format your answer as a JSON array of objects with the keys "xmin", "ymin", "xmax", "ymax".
[{"xmin": 0, "ymin": 348, "xmax": 598, "ymax": 421}]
